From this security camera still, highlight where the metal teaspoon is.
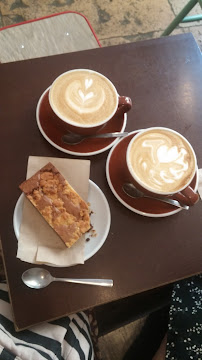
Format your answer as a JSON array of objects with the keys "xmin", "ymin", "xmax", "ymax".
[
  {"xmin": 122, "ymin": 182, "xmax": 189, "ymax": 210},
  {"xmin": 62, "ymin": 131, "xmax": 128, "ymax": 145},
  {"xmin": 22, "ymin": 268, "xmax": 113, "ymax": 289}
]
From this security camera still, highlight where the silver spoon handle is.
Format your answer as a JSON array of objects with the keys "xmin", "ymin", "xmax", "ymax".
[
  {"xmin": 53, "ymin": 277, "xmax": 113, "ymax": 287},
  {"xmin": 89, "ymin": 132, "xmax": 128, "ymax": 139},
  {"xmin": 144, "ymin": 195, "xmax": 189, "ymax": 210}
]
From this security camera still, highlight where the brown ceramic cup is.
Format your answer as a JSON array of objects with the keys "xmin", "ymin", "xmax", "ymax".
[
  {"xmin": 126, "ymin": 127, "xmax": 199, "ymax": 206},
  {"xmin": 48, "ymin": 69, "xmax": 132, "ymax": 135}
]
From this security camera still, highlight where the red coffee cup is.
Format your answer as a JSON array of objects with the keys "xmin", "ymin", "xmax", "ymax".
[
  {"xmin": 49, "ymin": 69, "xmax": 132, "ymax": 135},
  {"xmin": 126, "ymin": 127, "xmax": 199, "ymax": 206}
]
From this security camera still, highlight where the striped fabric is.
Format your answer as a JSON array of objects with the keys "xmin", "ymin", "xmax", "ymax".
[{"xmin": 0, "ymin": 283, "xmax": 94, "ymax": 360}]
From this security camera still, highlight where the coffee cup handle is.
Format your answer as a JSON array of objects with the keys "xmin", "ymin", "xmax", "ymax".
[
  {"xmin": 117, "ymin": 96, "xmax": 132, "ymax": 114},
  {"xmin": 174, "ymin": 186, "xmax": 199, "ymax": 206}
]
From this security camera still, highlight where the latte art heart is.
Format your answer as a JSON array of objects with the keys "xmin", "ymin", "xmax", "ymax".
[
  {"xmin": 65, "ymin": 79, "xmax": 106, "ymax": 114},
  {"xmin": 85, "ymin": 78, "xmax": 93, "ymax": 89},
  {"xmin": 49, "ymin": 70, "xmax": 118, "ymax": 126},
  {"xmin": 128, "ymin": 129, "xmax": 195, "ymax": 193}
]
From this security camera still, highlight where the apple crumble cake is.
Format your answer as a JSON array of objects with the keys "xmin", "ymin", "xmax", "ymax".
[{"xmin": 19, "ymin": 162, "xmax": 90, "ymax": 248}]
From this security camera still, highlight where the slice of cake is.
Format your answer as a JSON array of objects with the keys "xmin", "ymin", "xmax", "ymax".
[{"xmin": 19, "ymin": 162, "xmax": 90, "ymax": 248}]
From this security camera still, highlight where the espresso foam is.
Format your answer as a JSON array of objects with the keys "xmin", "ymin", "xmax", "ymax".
[
  {"xmin": 49, "ymin": 70, "xmax": 117, "ymax": 126},
  {"xmin": 128, "ymin": 129, "xmax": 195, "ymax": 193}
]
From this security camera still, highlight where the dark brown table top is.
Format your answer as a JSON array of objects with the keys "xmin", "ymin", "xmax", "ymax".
[{"xmin": 1, "ymin": 33, "xmax": 202, "ymax": 331}]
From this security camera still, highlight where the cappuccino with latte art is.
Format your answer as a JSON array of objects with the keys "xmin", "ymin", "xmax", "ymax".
[
  {"xmin": 49, "ymin": 69, "xmax": 118, "ymax": 127},
  {"xmin": 127, "ymin": 128, "xmax": 196, "ymax": 194}
]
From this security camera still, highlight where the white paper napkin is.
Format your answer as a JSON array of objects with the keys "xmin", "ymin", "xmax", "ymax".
[{"xmin": 17, "ymin": 156, "xmax": 90, "ymax": 267}]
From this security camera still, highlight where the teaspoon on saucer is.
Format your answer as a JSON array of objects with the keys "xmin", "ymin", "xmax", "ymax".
[
  {"xmin": 22, "ymin": 268, "xmax": 113, "ymax": 289},
  {"xmin": 122, "ymin": 183, "xmax": 189, "ymax": 210},
  {"xmin": 62, "ymin": 131, "xmax": 128, "ymax": 145}
]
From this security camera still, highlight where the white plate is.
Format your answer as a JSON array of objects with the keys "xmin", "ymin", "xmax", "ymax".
[{"xmin": 13, "ymin": 180, "xmax": 111, "ymax": 262}]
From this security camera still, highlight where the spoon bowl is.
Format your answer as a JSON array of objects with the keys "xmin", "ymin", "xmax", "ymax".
[
  {"xmin": 22, "ymin": 268, "xmax": 113, "ymax": 289},
  {"xmin": 62, "ymin": 131, "xmax": 128, "ymax": 145},
  {"xmin": 122, "ymin": 183, "xmax": 189, "ymax": 210},
  {"xmin": 22, "ymin": 268, "xmax": 52, "ymax": 289}
]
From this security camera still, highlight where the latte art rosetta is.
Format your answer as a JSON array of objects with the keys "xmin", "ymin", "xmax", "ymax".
[
  {"xmin": 49, "ymin": 70, "xmax": 117, "ymax": 126},
  {"xmin": 65, "ymin": 79, "xmax": 106, "ymax": 114},
  {"xmin": 128, "ymin": 130, "xmax": 195, "ymax": 193}
]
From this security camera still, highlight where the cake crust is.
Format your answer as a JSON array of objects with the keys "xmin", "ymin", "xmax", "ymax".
[{"xmin": 19, "ymin": 162, "xmax": 90, "ymax": 248}]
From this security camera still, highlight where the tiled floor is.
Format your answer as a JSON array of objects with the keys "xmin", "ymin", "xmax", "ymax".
[{"xmin": 1, "ymin": 1, "xmax": 201, "ymax": 359}]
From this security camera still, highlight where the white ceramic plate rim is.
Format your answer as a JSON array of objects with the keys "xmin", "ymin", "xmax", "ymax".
[
  {"xmin": 36, "ymin": 86, "xmax": 127, "ymax": 157},
  {"xmin": 13, "ymin": 180, "xmax": 111, "ymax": 263},
  {"xmin": 106, "ymin": 130, "xmax": 199, "ymax": 218}
]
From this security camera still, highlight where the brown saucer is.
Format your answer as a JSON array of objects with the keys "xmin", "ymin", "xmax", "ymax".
[
  {"xmin": 106, "ymin": 131, "xmax": 198, "ymax": 217},
  {"xmin": 36, "ymin": 87, "xmax": 127, "ymax": 156}
]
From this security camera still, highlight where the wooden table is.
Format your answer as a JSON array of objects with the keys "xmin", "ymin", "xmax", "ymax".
[{"xmin": 1, "ymin": 33, "xmax": 202, "ymax": 331}]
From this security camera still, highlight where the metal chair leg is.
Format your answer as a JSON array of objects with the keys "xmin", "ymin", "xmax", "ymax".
[
  {"xmin": 183, "ymin": 0, "xmax": 202, "ymax": 22},
  {"xmin": 182, "ymin": 14, "xmax": 202, "ymax": 22},
  {"xmin": 162, "ymin": 0, "xmax": 198, "ymax": 36}
]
